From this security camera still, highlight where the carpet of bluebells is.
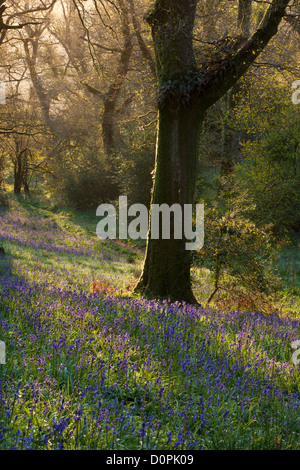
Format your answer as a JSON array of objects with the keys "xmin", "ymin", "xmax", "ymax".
[{"xmin": 0, "ymin": 199, "xmax": 300, "ymax": 450}]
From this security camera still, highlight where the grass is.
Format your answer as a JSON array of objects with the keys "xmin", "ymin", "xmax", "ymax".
[{"xmin": 0, "ymin": 194, "xmax": 300, "ymax": 450}]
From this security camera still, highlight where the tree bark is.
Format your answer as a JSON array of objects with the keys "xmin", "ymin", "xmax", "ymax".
[
  {"xmin": 0, "ymin": 152, "xmax": 5, "ymax": 191},
  {"xmin": 14, "ymin": 156, "xmax": 23, "ymax": 194},
  {"xmin": 13, "ymin": 145, "xmax": 31, "ymax": 195},
  {"xmin": 238, "ymin": 0, "xmax": 253, "ymax": 36},
  {"xmin": 23, "ymin": 37, "xmax": 52, "ymax": 129},
  {"xmin": 285, "ymin": 15, "xmax": 300, "ymax": 35},
  {"xmin": 136, "ymin": 102, "xmax": 205, "ymax": 303},
  {"xmin": 135, "ymin": 0, "xmax": 202, "ymax": 302},
  {"xmin": 135, "ymin": 0, "xmax": 291, "ymax": 303},
  {"xmin": 129, "ymin": 0, "xmax": 156, "ymax": 78}
]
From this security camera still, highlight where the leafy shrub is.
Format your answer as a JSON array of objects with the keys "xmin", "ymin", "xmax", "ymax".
[
  {"xmin": 235, "ymin": 82, "xmax": 300, "ymax": 237},
  {"xmin": 195, "ymin": 198, "xmax": 282, "ymax": 307},
  {"xmin": 0, "ymin": 190, "xmax": 9, "ymax": 208},
  {"xmin": 114, "ymin": 128, "xmax": 155, "ymax": 208},
  {"xmin": 57, "ymin": 152, "xmax": 119, "ymax": 210}
]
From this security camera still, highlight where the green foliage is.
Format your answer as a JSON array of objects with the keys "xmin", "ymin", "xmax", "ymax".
[
  {"xmin": 0, "ymin": 189, "xmax": 9, "ymax": 208},
  {"xmin": 114, "ymin": 127, "xmax": 155, "ymax": 208},
  {"xmin": 195, "ymin": 193, "xmax": 282, "ymax": 302},
  {"xmin": 235, "ymin": 81, "xmax": 300, "ymax": 237},
  {"xmin": 198, "ymin": 75, "xmax": 300, "ymax": 241},
  {"xmin": 55, "ymin": 151, "xmax": 119, "ymax": 210}
]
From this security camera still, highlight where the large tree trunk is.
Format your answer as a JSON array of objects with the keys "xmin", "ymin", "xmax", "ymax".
[
  {"xmin": 135, "ymin": 0, "xmax": 291, "ymax": 303},
  {"xmin": 136, "ymin": 103, "xmax": 205, "ymax": 302},
  {"xmin": 135, "ymin": 0, "xmax": 202, "ymax": 302}
]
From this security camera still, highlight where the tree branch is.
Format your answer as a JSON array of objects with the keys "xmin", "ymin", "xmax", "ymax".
[{"xmin": 200, "ymin": 0, "xmax": 292, "ymax": 108}]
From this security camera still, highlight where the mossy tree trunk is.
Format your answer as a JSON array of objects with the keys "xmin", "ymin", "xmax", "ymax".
[
  {"xmin": 135, "ymin": 0, "xmax": 203, "ymax": 303},
  {"xmin": 136, "ymin": 103, "xmax": 206, "ymax": 303},
  {"xmin": 135, "ymin": 0, "xmax": 291, "ymax": 303}
]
